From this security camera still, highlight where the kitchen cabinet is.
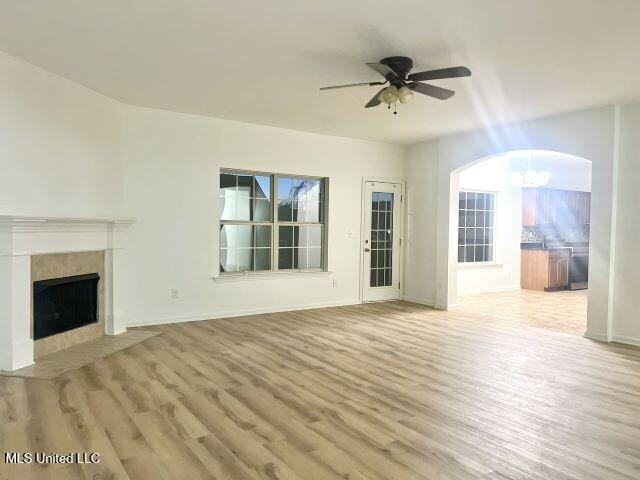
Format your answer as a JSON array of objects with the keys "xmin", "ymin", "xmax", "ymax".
[
  {"xmin": 548, "ymin": 256, "xmax": 570, "ymax": 289},
  {"xmin": 521, "ymin": 248, "xmax": 571, "ymax": 291},
  {"xmin": 522, "ymin": 188, "xmax": 590, "ymax": 227}
]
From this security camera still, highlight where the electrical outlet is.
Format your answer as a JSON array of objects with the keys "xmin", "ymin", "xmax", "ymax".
[{"xmin": 171, "ymin": 288, "xmax": 179, "ymax": 299}]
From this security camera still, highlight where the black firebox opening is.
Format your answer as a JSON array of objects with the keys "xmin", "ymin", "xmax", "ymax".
[{"xmin": 33, "ymin": 273, "xmax": 100, "ymax": 340}]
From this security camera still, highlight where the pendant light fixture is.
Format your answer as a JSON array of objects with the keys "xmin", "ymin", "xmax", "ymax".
[{"xmin": 509, "ymin": 154, "xmax": 551, "ymax": 187}]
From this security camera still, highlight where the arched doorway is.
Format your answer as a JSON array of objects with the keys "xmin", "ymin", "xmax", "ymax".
[{"xmin": 451, "ymin": 150, "xmax": 592, "ymax": 334}]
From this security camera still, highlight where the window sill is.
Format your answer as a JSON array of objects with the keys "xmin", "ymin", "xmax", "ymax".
[
  {"xmin": 458, "ymin": 262, "xmax": 504, "ymax": 269},
  {"xmin": 213, "ymin": 270, "xmax": 332, "ymax": 282}
]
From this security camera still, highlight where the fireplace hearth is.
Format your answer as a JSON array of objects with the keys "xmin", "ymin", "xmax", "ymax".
[{"xmin": 33, "ymin": 273, "xmax": 100, "ymax": 340}]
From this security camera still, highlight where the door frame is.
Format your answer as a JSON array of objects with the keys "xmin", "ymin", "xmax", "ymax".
[{"xmin": 359, "ymin": 176, "xmax": 406, "ymax": 303}]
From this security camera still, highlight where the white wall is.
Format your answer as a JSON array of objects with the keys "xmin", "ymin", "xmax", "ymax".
[
  {"xmin": 456, "ymin": 156, "xmax": 522, "ymax": 295},
  {"xmin": 121, "ymin": 105, "xmax": 404, "ymax": 325},
  {"xmin": 611, "ymin": 103, "xmax": 640, "ymax": 345},
  {"xmin": 403, "ymin": 141, "xmax": 438, "ymax": 305},
  {"xmin": 0, "ymin": 52, "xmax": 124, "ymax": 218}
]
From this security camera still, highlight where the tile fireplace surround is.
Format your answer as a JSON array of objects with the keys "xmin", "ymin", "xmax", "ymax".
[{"xmin": 0, "ymin": 216, "xmax": 134, "ymax": 371}]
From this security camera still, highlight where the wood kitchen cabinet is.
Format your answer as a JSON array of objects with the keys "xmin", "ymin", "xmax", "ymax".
[
  {"xmin": 521, "ymin": 248, "xmax": 571, "ymax": 291},
  {"xmin": 522, "ymin": 188, "xmax": 590, "ymax": 227}
]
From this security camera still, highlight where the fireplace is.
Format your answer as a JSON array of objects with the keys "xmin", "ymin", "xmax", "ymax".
[{"xmin": 33, "ymin": 273, "xmax": 100, "ymax": 340}]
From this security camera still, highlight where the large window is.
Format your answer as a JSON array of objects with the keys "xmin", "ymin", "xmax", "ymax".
[
  {"xmin": 219, "ymin": 169, "xmax": 326, "ymax": 274},
  {"xmin": 458, "ymin": 191, "xmax": 495, "ymax": 263}
]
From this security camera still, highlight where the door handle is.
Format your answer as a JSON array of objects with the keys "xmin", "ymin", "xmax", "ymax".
[{"xmin": 364, "ymin": 248, "xmax": 370, "ymax": 252}]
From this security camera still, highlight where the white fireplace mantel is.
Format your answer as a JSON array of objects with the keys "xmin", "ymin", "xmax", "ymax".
[{"xmin": 0, "ymin": 215, "xmax": 135, "ymax": 371}]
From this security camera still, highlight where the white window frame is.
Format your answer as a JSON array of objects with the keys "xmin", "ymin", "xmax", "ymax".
[
  {"xmin": 218, "ymin": 168, "xmax": 329, "ymax": 276},
  {"xmin": 457, "ymin": 189, "xmax": 498, "ymax": 265}
]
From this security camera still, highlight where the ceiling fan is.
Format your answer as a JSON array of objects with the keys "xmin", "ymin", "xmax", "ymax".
[{"xmin": 320, "ymin": 56, "xmax": 471, "ymax": 113}]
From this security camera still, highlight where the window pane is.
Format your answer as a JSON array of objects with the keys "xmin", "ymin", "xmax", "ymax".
[
  {"xmin": 254, "ymin": 249, "xmax": 271, "ymax": 271},
  {"xmin": 465, "ymin": 247, "xmax": 475, "ymax": 262},
  {"xmin": 279, "ymin": 226, "xmax": 294, "ymax": 247},
  {"xmin": 486, "ymin": 211, "xmax": 494, "ymax": 227},
  {"xmin": 219, "ymin": 248, "xmax": 237, "ymax": 272},
  {"xmin": 278, "ymin": 248, "xmax": 294, "ymax": 269},
  {"xmin": 237, "ymin": 174, "xmax": 253, "ymax": 196},
  {"xmin": 372, "ymin": 192, "xmax": 380, "ymax": 211},
  {"xmin": 458, "ymin": 228, "xmax": 464, "ymax": 245},
  {"xmin": 486, "ymin": 193, "xmax": 495, "ymax": 210},
  {"xmin": 281, "ymin": 179, "xmax": 323, "ymax": 222},
  {"xmin": 372, "ymin": 211, "xmax": 379, "ymax": 229},
  {"xmin": 476, "ymin": 211, "xmax": 485, "ymax": 227},
  {"xmin": 220, "ymin": 172, "xmax": 236, "ymax": 190},
  {"xmin": 467, "ymin": 192, "xmax": 477, "ymax": 210},
  {"xmin": 459, "ymin": 191, "xmax": 466, "ymax": 210},
  {"xmin": 370, "ymin": 269, "xmax": 378, "ymax": 287},
  {"xmin": 297, "ymin": 201, "xmax": 321, "ymax": 222},
  {"xmin": 236, "ymin": 225, "xmax": 252, "ymax": 249},
  {"xmin": 219, "ymin": 224, "xmax": 234, "ymax": 249},
  {"xmin": 220, "ymin": 190, "xmax": 237, "ymax": 221},
  {"xmin": 254, "ymin": 226, "xmax": 271, "ymax": 247},
  {"xmin": 475, "ymin": 246, "xmax": 485, "ymax": 262},
  {"xmin": 484, "ymin": 245, "xmax": 493, "ymax": 262},
  {"xmin": 458, "ymin": 209, "xmax": 465, "ymax": 228},
  {"xmin": 466, "ymin": 228, "xmax": 476, "ymax": 244},
  {"xmin": 308, "ymin": 248, "xmax": 321, "ymax": 269},
  {"xmin": 296, "ymin": 248, "xmax": 307, "ymax": 269},
  {"xmin": 466, "ymin": 210, "xmax": 475, "ymax": 227},
  {"xmin": 477, "ymin": 193, "xmax": 486, "ymax": 210},
  {"xmin": 237, "ymin": 248, "xmax": 252, "ymax": 271},
  {"xmin": 254, "ymin": 176, "xmax": 271, "ymax": 199},
  {"xmin": 253, "ymin": 198, "xmax": 271, "ymax": 221},
  {"xmin": 458, "ymin": 246, "xmax": 465, "ymax": 262},
  {"xmin": 298, "ymin": 225, "xmax": 322, "ymax": 248}
]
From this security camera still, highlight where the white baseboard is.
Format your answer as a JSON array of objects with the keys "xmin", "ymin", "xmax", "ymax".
[
  {"xmin": 611, "ymin": 335, "xmax": 640, "ymax": 347},
  {"xmin": 458, "ymin": 285, "xmax": 521, "ymax": 296},
  {"xmin": 402, "ymin": 296, "xmax": 436, "ymax": 307},
  {"xmin": 584, "ymin": 331, "xmax": 610, "ymax": 342},
  {"xmin": 127, "ymin": 298, "xmax": 360, "ymax": 328},
  {"xmin": 584, "ymin": 331, "xmax": 640, "ymax": 348}
]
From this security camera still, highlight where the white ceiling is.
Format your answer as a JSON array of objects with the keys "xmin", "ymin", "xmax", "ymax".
[{"xmin": 1, "ymin": 0, "xmax": 639, "ymax": 145}]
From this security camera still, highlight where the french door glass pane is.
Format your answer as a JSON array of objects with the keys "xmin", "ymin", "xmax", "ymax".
[{"xmin": 370, "ymin": 191, "xmax": 394, "ymax": 288}]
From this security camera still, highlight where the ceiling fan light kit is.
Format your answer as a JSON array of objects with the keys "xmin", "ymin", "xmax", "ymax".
[{"xmin": 320, "ymin": 56, "xmax": 471, "ymax": 114}]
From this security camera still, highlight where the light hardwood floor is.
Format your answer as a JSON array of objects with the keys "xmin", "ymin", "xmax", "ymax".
[
  {"xmin": 458, "ymin": 289, "xmax": 588, "ymax": 335},
  {"xmin": 1, "ymin": 301, "xmax": 639, "ymax": 479}
]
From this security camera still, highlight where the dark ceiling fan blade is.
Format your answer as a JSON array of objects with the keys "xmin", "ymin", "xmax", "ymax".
[
  {"xmin": 408, "ymin": 66, "xmax": 471, "ymax": 82},
  {"xmin": 320, "ymin": 81, "xmax": 385, "ymax": 91},
  {"xmin": 365, "ymin": 88, "xmax": 386, "ymax": 108},
  {"xmin": 408, "ymin": 82, "xmax": 455, "ymax": 100},
  {"xmin": 366, "ymin": 63, "xmax": 398, "ymax": 79}
]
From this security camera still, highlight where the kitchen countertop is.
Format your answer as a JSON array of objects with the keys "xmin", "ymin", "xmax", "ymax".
[{"xmin": 520, "ymin": 243, "xmax": 575, "ymax": 251}]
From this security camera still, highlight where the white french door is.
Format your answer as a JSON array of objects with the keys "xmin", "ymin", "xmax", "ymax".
[{"xmin": 362, "ymin": 180, "xmax": 402, "ymax": 302}]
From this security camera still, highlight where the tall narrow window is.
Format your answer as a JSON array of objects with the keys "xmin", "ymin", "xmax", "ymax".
[
  {"xmin": 219, "ymin": 170, "xmax": 326, "ymax": 274},
  {"xmin": 458, "ymin": 191, "xmax": 495, "ymax": 263}
]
